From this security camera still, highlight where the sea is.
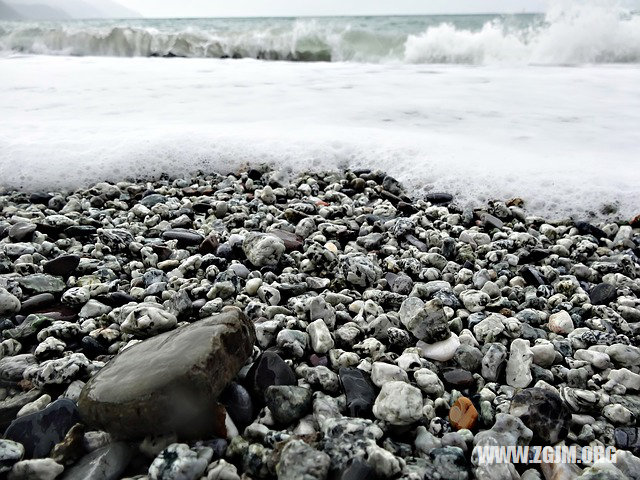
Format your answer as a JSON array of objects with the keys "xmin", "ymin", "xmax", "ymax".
[{"xmin": 0, "ymin": 3, "xmax": 639, "ymax": 218}]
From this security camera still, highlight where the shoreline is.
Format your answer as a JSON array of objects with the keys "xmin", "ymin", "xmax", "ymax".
[{"xmin": 0, "ymin": 167, "xmax": 639, "ymax": 479}]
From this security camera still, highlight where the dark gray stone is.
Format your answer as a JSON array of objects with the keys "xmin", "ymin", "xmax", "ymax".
[
  {"xmin": 162, "ymin": 229, "xmax": 204, "ymax": 246},
  {"xmin": 4, "ymin": 398, "xmax": 80, "ymax": 458},
  {"xmin": 590, "ymin": 283, "xmax": 617, "ymax": 306},
  {"xmin": 78, "ymin": 309, "xmax": 255, "ymax": 439},
  {"xmin": 60, "ymin": 442, "xmax": 131, "ymax": 480},
  {"xmin": 43, "ymin": 255, "xmax": 81, "ymax": 277},
  {"xmin": 339, "ymin": 367, "xmax": 376, "ymax": 418}
]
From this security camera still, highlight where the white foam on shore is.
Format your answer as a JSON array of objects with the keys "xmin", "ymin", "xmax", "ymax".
[{"xmin": 0, "ymin": 55, "xmax": 639, "ymax": 219}]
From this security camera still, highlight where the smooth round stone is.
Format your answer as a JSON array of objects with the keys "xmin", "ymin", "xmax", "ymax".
[
  {"xmin": 19, "ymin": 294, "xmax": 55, "ymax": 314},
  {"xmin": 139, "ymin": 194, "xmax": 166, "ymax": 207},
  {"xmin": 43, "ymin": 255, "xmax": 81, "ymax": 277},
  {"xmin": 339, "ymin": 367, "xmax": 376, "ymax": 417},
  {"xmin": 8, "ymin": 222, "xmax": 36, "ymax": 242},
  {"xmin": 417, "ymin": 333, "xmax": 460, "ymax": 362},
  {"xmin": 442, "ymin": 369, "xmax": 475, "ymax": 388},
  {"xmin": 509, "ymin": 388, "xmax": 571, "ymax": 444},
  {"xmin": 81, "ymin": 336, "xmax": 108, "ymax": 359},
  {"xmin": 162, "ymin": 229, "xmax": 204, "ymax": 246},
  {"xmin": 548, "ymin": 311, "xmax": 574, "ymax": 335},
  {"xmin": 100, "ymin": 291, "xmax": 136, "ymax": 307},
  {"xmin": 0, "ymin": 390, "xmax": 44, "ymax": 432},
  {"xmin": 426, "ymin": 193, "xmax": 453, "ymax": 205},
  {"xmin": 4, "ymin": 398, "xmax": 79, "ymax": 458},
  {"xmin": 307, "ymin": 319, "xmax": 334, "ymax": 354},
  {"xmin": 589, "ymin": 283, "xmax": 617, "ymax": 305},
  {"xmin": 78, "ymin": 309, "xmax": 255, "ymax": 439}
]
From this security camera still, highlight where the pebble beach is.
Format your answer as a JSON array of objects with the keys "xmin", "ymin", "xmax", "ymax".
[{"xmin": 0, "ymin": 167, "xmax": 639, "ymax": 480}]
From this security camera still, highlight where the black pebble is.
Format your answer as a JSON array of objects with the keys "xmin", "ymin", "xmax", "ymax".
[
  {"xmin": 4, "ymin": 398, "xmax": 80, "ymax": 458},
  {"xmin": 339, "ymin": 367, "xmax": 376, "ymax": 418},
  {"xmin": 590, "ymin": 283, "xmax": 617, "ymax": 305}
]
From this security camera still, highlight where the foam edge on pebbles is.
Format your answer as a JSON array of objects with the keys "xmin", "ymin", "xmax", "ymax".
[{"xmin": 0, "ymin": 167, "xmax": 639, "ymax": 480}]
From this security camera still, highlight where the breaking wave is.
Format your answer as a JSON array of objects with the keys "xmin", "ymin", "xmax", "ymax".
[{"xmin": 0, "ymin": 3, "xmax": 639, "ymax": 64}]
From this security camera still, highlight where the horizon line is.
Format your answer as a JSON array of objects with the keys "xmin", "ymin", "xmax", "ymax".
[{"xmin": 130, "ymin": 12, "xmax": 543, "ymax": 20}]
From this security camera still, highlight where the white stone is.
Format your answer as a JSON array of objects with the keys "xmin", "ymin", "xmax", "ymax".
[
  {"xmin": 23, "ymin": 353, "xmax": 90, "ymax": 387},
  {"xmin": 396, "ymin": 350, "xmax": 422, "ymax": 371},
  {"xmin": 506, "ymin": 339, "xmax": 533, "ymax": 388},
  {"xmin": 8, "ymin": 459, "xmax": 64, "ymax": 480},
  {"xmin": 366, "ymin": 445, "xmax": 402, "ymax": 478},
  {"xmin": 603, "ymin": 404, "xmax": 635, "ymax": 425},
  {"xmin": 417, "ymin": 333, "xmax": 460, "ymax": 362},
  {"xmin": 243, "ymin": 233, "xmax": 285, "ymax": 267},
  {"xmin": 574, "ymin": 349, "xmax": 611, "ymax": 369},
  {"xmin": 244, "ymin": 278, "xmax": 262, "ymax": 296},
  {"xmin": 61, "ymin": 287, "xmax": 91, "ymax": 306},
  {"xmin": 473, "ymin": 314, "xmax": 506, "ymax": 343},
  {"xmin": 414, "ymin": 368, "xmax": 445, "ymax": 397},
  {"xmin": 119, "ymin": 302, "xmax": 177, "ymax": 336},
  {"xmin": 0, "ymin": 288, "xmax": 20, "ymax": 316},
  {"xmin": 207, "ymin": 459, "xmax": 240, "ymax": 480},
  {"xmin": 373, "ymin": 381, "xmax": 424, "ymax": 425},
  {"xmin": 604, "ymin": 368, "xmax": 640, "ymax": 392},
  {"xmin": 16, "ymin": 394, "xmax": 51, "ymax": 417},
  {"xmin": 530, "ymin": 340, "xmax": 556, "ymax": 368},
  {"xmin": 148, "ymin": 443, "xmax": 213, "ymax": 480},
  {"xmin": 371, "ymin": 362, "xmax": 408, "ymax": 387},
  {"xmin": 548, "ymin": 311, "xmax": 574, "ymax": 335},
  {"xmin": 605, "ymin": 344, "xmax": 640, "ymax": 367},
  {"xmin": 306, "ymin": 319, "xmax": 334, "ymax": 354},
  {"xmin": 459, "ymin": 290, "xmax": 490, "ymax": 313},
  {"xmin": 0, "ymin": 440, "xmax": 24, "ymax": 474},
  {"xmin": 0, "ymin": 339, "xmax": 22, "ymax": 359},
  {"xmin": 79, "ymin": 300, "xmax": 112, "ymax": 318},
  {"xmin": 34, "ymin": 338, "xmax": 66, "ymax": 359}
]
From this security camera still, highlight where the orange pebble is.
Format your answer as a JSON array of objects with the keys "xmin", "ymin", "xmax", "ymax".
[{"xmin": 449, "ymin": 396, "xmax": 478, "ymax": 430}]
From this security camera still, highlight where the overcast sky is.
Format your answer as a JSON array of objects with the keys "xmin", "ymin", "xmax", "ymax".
[{"xmin": 119, "ymin": 0, "xmax": 553, "ymax": 18}]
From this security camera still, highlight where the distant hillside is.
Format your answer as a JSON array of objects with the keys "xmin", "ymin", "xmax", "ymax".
[
  {"xmin": 9, "ymin": 3, "xmax": 70, "ymax": 19},
  {"xmin": 6, "ymin": 0, "xmax": 141, "ymax": 19},
  {"xmin": 83, "ymin": 0, "xmax": 140, "ymax": 18},
  {"xmin": 0, "ymin": 0, "xmax": 22, "ymax": 19}
]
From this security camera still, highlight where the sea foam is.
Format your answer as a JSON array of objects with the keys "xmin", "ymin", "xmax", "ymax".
[{"xmin": 0, "ymin": 56, "xmax": 638, "ymax": 219}]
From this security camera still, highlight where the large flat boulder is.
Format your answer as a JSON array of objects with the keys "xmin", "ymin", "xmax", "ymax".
[{"xmin": 77, "ymin": 308, "xmax": 255, "ymax": 439}]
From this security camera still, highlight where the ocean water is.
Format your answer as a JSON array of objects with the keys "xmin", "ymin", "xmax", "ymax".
[{"xmin": 0, "ymin": 3, "xmax": 639, "ymax": 218}]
